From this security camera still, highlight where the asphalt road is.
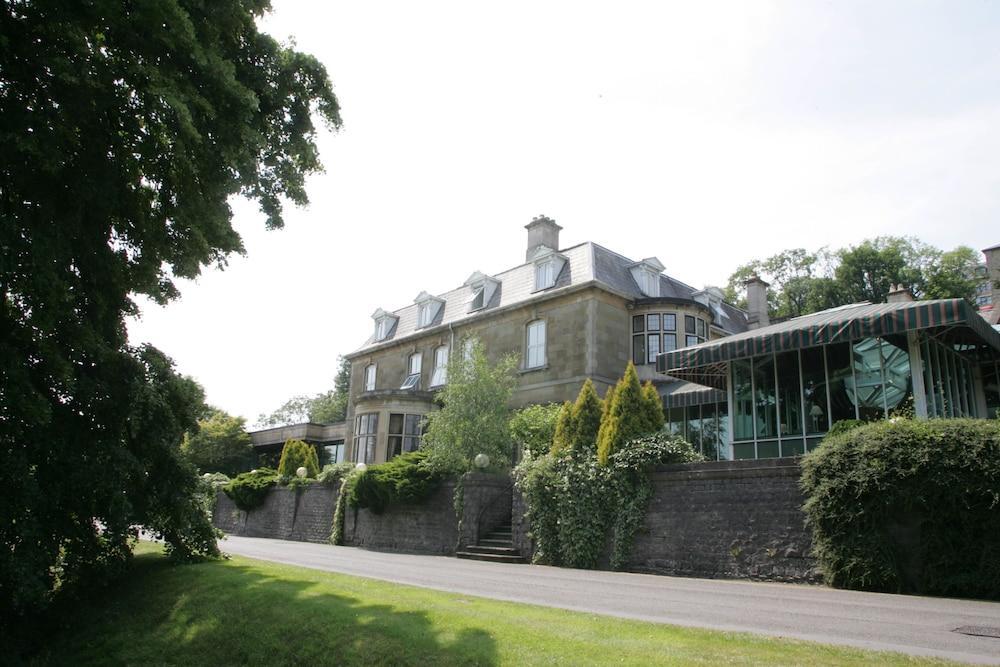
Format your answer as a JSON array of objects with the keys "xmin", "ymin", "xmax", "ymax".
[{"xmin": 220, "ymin": 535, "xmax": 1000, "ymax": 664}]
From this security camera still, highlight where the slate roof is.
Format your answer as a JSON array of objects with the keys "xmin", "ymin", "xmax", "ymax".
[{"xmin": 351, "ymin": 242, "xmax": 748, "ymax": 354}]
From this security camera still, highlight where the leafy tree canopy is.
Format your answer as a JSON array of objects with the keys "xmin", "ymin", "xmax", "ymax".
[
  {"xmin": 182, "ymin": 409, "xmax": 253, "ymax": 476},
  {"xmin": 723, "ymin": 237, "xmax": 982, "ymax": 319},
  {"xmin": 1, "ymin": 0, "xmax": 340, "ymax": 632},
  {"xmin": 420, "ymin": 338, "xmax": 519, "ymax": 472}
]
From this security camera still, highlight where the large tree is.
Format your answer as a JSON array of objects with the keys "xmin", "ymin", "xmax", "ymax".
[
  {"xmin": 0, "ymin": 0, "xmax": 340, "ymax": 631},
  {"xmin": 181, "ymin": 409, "xmax": 253, "ymax": 476}
]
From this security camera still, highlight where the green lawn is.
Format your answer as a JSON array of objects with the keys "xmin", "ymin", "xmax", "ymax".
[{"xmin": 31, "ymin": 541, "xmax": 953, "ymax": 666}]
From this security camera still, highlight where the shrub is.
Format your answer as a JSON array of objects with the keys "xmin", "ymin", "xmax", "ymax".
[
  {"xmin": 181, "ymin": 410, "xmax": 253, "ymax": 476},
  {"xmin": 346, "ymin": 450, "xmax": 448, "ymax": 514},
  {"xmin": 639, "ymin": 381, "xmax": 665, "ymax": 433},
  {"xmin": 801, "ymin": 418, "xmax": 1000, "ymax": 599},
  {"xmin": 277, "ymin": 439, "xmax": 320, "ymax": 478},
  {"xmin": 550, "ymin": 402, "xmax": 575, "ymax": 455},
  {"xmin": 824, "ymin": 419, "xmax": 864, "ymax": 439},
  {"xmin": 515, "ymin": 430, "xmax": 700, "ymax": 569},
  {"xmin": 223, "ymin": 468, "xmax": 279, "ymax": 512},
  {"xmin": 509, "ymin": 403, "xmax": 562, "ymax": 458},
  {"xmin": 596, "ymin": 363, "xmax": 658, "ymax": 465},
  {"xmin": 317, "ymin": 462, "xmax": 355, "ymax": 486},
  {"xmin": 568, "ymin": 379, "xmax": 603, "ymax": 459}
]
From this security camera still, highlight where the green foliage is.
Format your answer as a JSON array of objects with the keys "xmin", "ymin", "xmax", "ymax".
[
  {"xmin": 801, "ymin": 419, "xmax": 1000, "ymax": 599},
  {"xmin": 0, "ymin": 0, "xmax": 339, "ymax": 629},
  {"xmin": 568, "ymin": 379, "xmax": 603, "ymax": 459},
  {"xmin": 257, "ymin": 357, "xmax": 352, "ymax": 427},
  {"xmin": 277, "ymin": 439, "xmax": 320, "ymax": 478},
  {"xmin": 329, "ymin": 472, "xmax": 355, "ymax": 545},
  {"xmin": 318, "ymin": 462, "xmax": 355, "ymax": 486},
  {"xmin": 824, "ymin": 419, "xmax": 865, "ymax": 438},
  {"xmin": 724, "ymin": 237, "xmax": 980, "ymax": 319},
  {"xmin": 509, "ymin": 403, "xmax": 562, "ymax": 458},
  {"xmin": 639, "ymin": 382, "xmax": 665, "ymax": 433},
  {"xmin": 924, "ymin": 246, "xmax": 982, "ymax": 302},
  {"xmin": 421, "ymin": 338, "xmax": 519, "ymax": 472},
  {"xmin": 223, "ymin": 469, "xmax": 279, "ymax": 512},
  {"xmin": 346, "ymin": 451, "xmax": 449, "ymax": 515},
  {"xmin": 515, "ymin": 431, "xmax": 700, "ymax": 569},
  {"xmin": 550, "ymin": 402, "xmax": 575, "ymax": 456},
  {"xmin": 596, "ymin": 363, "xmax": 657, "ymax": 465},
  {"xmin": 182, "ymin": 410, "xmax": 253, "ymax": 476}
]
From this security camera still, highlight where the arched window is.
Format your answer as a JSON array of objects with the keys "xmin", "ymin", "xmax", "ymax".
[
  {"xmin": 526, "ymin": 320, "xmax": 546, "ymax": 369},
  {"xmin": 431, "ymin": 345, "xmax": 449, "ymax": 387}
]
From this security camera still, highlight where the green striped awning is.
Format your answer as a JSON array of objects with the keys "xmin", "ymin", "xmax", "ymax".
[
  {"xmin": 661, "ymin": 382, "xmax": 726, "ymax": 408},
  {"xmin": 657, "ymin": 299, "xmax": 1000, "ymax": 384}
]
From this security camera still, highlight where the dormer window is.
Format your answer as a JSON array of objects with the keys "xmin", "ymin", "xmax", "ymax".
[
  {"xmin": 414, "ymin": 291, "xmax": 445, "ymax": 329},
  {"xmin": 371, "ymin": 308, "xmax": 398, "ymax": 342},
  {"xmin": 530, "ymin": 246, "xmax": 567, "ymax": 292},
  {"xmin": 629, "ymin": 257, "xmax": 665, "ymax": 297},
  {"xmin": 464, "ymin": 271, "xmax": 500, "ymax": 312}
]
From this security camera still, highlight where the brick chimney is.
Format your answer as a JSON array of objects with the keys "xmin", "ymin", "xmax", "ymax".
[
  {"xmin": 744, "ymin": 276, "xmax": 770, "ymax": 330},
  {"xmin": 525, "ymin": 215, "xmax": 562, "ymax": 262},
  {"xmin": 887, "ymin": 284, "xmax": 914, "ymax": 303},
  {"xmin": 984, "ymin": 243, "xmax": 1000, "ymax": 310}
]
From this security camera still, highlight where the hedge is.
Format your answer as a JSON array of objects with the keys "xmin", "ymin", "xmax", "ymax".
[
  {"xmin": 801, "ymin": 418, "xmax": 1000, "ymax": 599},
  {"xmin": 346, "ymin": 450, "xmax": 447, "ymax": 514},
  {"xmin": 223, "ymin": 468, "xmax": 279, "ymax": 512}
]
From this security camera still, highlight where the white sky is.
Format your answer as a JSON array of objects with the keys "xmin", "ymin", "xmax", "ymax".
[{"xmin": 126, "ymin": 0, "xmax": 1000, "ymax": 423}]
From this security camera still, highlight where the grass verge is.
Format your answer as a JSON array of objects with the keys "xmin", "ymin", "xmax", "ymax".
[{"xmin": 31, "ymin": 541, "xmax": 954, "ymax": 666}]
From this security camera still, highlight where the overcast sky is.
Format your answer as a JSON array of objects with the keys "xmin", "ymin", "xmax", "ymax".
[{"xmin": 126, "ymin": 0, "xmax": 1000, "ymax": 423}]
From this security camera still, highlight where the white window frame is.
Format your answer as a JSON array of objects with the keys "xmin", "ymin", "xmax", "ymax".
[
  {"xmin": 364, "ymin": 364, "xmax": 377, "ymax": 392},
  {"xmin": 526, "ymin": 320, "xmax": 546, "ymax": 369},
  {"xmin": 418, "ymin": 303, "xmax": 434, "ymax": 328},
  {"xmin": 400, "ymin": 353, "xmax": 421, "ymax": 389},
  {"xmin": 431, "ymin": 345, "xmax": 449, "ymax": 387},
  {"xmin": 535, "ymin": 260, "xmax": 555, "ymax": 290},
  {"xmin": 375, "ymin": 318, "xmax": 390, "ymax": 341}
]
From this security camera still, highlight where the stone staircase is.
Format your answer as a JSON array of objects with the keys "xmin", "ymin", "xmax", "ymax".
[{"xmin": 455, "ymin": 523, "xmax": 527, "ymax": 564}]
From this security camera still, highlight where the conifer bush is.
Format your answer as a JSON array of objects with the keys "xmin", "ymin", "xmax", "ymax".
[
  {"xmin": 596, "ymin": 363, "xmax": 657, "ymax": 465},
  {"xmin": 568, "ymin": 379, "xmax": 603, "ymax": 459},
  {"xmin": 801, "ymin": 418, "xmax": 1000, "ymax": 599},
  {"xmin": 346, "ymin": 450, "xmax": 448, "ymax": 514},
  {"xmin": 277, "ymin": 439, "xmax": 320, "ymax": 478},
  {"xmin": 549, "ymin": 402, "xmax": 575, "ymax": 456}
]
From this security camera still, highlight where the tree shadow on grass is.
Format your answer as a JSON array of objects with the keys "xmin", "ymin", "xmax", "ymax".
[{"xmin": 32, "ymin": 549, "xmax": 498, "ymax": 666}]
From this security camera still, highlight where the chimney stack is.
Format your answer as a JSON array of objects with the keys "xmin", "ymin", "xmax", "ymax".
[
  {"xmin": 525, "ymin": 215, "xmax": 562, "ymax": 262},
  {"xmin": 744, "ymin": 276, "xmax": 770, "ymax": 330},
  {"xmin": 887, "ymin": 284, "xmax": 914, "ymax": 303}
]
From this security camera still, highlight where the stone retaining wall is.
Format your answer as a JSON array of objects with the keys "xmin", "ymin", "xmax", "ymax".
[
  {"xmin": 628, "ymin": 457, "xmax": 818, "ymax": 582},
  {"xmin": 213, "ymin": 483, "xmax": 338, "ymax": 544}
]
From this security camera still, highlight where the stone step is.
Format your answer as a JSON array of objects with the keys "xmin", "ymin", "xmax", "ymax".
[
  {"xmin": 455, "ymin": 550, "xmax": 527, "ymax": 564},
  {"xmin": 478, "ymin": 537, "xmax": 514, "ymax": 547},
  {"xmin": 461, "ymin": 544, "xmax": 521, "ymax": 556}
]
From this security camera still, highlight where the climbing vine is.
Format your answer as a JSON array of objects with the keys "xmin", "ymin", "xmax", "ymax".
[{"xmin": 515, "ymin": 431, "xmax": 700, "ymax": 569}]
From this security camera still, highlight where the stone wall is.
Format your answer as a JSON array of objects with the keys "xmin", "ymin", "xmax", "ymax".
[
  {"xmin": 341, "ymin": 480, "xmax": 459, "ymax": 555},
  {"xmin": 626, "ymin": 457, "xmax": 817, "ymax": 581},
  {"xmin": 213, "ymin": 483, "xmax": 338, "ymax": 544},
  {"xmin": 213, "ymin": 473, "xmax": 513, "ymax": 555}
]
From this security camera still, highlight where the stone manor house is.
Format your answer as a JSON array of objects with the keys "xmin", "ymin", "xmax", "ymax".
[{"xmin": 251, "ymin": 218, "xmax": 1000, "ymax": 465}]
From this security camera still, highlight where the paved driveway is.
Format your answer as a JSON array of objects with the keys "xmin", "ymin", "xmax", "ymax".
[{"xmin": 220, "ymin": 535, "xmax": 1000, "ymax": 664}]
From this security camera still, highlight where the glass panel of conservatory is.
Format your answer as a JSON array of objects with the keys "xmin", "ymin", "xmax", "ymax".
[
  {"xmin": 686, "ymin": 406, "xmax": 703, "ymax": 453},
  {"xmin": 921, "ymin": 340, "xmax": 938, "ymax": 418},
  {"xmin": 733, "ymin": 442, "xmax": 756, "ymax": 459},
  {"xmin": 880, "ymin": 336, "xmax": 913, "ymax": 417},
  {"xmin": 702, "ymin": 403, "xmax": 719, "ymax": 461},
  {"xmin": 853, "ymin": 338, "xmax": 886, "ymax": 422},
  {"xmin": 985, "ymin": 363, "xmax": 1000, "ymax": 419},
  {"xmin": 732, "ymin": 359, "xmax": 754, "ymax": 442},
  {"xmin": 717, "ymin": 402, "xmax": 731, "ymax": 460},
  {"xmin": 801, "ymin": 346, "xmax": 829, "ymax": 434},
  {"xmin": 826, "ymin": 342, "xmax": 857, "ymax": 425},
  {"xmin": 753, "ymin": 354, "xmax": 778, "ymax": 440},
  {"xmin": 757, "ymin": 440, "xmax": 780, "ymax": 458},
  {"xmin": 775, "ymin": 351, "xmax": 803, "ymax": 439},
  {"xmin": 666, "ymin": 407, "xmax": 685, "ymax": 438}
]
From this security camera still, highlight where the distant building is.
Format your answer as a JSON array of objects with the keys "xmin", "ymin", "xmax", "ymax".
[{"xmin": 978, "ymin": 243, "xmax": 1000, "ymax": 325}]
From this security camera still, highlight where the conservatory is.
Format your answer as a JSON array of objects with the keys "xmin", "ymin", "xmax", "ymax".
[{"xmin": 657, "ymin": 299, "xmax": 1000, "ymax": 460}]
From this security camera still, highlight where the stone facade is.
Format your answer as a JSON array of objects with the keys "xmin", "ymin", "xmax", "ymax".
[{"xmin": 340, "ymin": 218, "xmax": 748, "ymax": 465}]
